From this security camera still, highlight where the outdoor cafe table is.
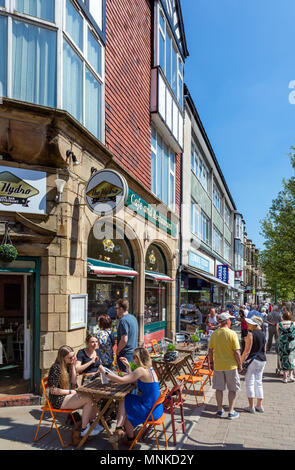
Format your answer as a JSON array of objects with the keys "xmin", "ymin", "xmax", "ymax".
[
  {"xmin": 174, "ymin": 343, "xmax": 199, "ymax": 362},
  {"xmin": 76, "ymin": 377, "xmax": 135, "ymax": 450},
  {"xmin": 151, "ymin": 352, "xmax": 193, "ymax": 389}
]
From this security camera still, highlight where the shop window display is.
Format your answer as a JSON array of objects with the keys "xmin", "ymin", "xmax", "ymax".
[{"xmin": 145, "ymin": 244, "xmax": 167, "ymax": 325}]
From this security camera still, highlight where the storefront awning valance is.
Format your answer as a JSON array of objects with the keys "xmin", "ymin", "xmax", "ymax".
[
  {"xmin": 145, "ymin": 271, "xmax": 175, "ymax": 282},
  {"xmin": 184, "ymin": 266, "xmax": 229, "ymax": 288},
  {"xmin": 87, "ymin": 258, "xmax": 139, "ymax": 278}
]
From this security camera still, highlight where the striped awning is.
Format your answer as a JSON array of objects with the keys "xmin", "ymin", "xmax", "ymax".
[
  {"xmin": 145, "ymin": 271, "xmax": 175, "ymax": 282},
  {"xmin": 87, "ymin": 258, "xmax": 138, "ymax": 278}
]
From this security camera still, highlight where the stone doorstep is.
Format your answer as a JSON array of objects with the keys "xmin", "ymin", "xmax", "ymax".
[{"xmin": 0, "ymin": 394, "xmax": 41, "ymax": 408}]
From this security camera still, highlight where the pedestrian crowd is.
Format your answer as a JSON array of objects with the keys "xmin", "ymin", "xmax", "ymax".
[{"xmin": 208, "ymin": 301, "xmax": 295, "ymax": 419}]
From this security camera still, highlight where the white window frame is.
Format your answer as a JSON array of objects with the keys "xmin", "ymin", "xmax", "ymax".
[
  {"xmin": 213, "ymin": 226, "xmax": 222, "ymax": 255},
  {"xmin": 224, "ymin": 239, "xmax": 231, "ymax": 263},
  {"xmin": 213, "ymin": 183, "xmax": 222, "ymax": 213},
  {"xmin": 151, "ymin": 126, "xmax": 176, "ymax": 210},
  {"xmin": 224, "ymin": 203, "xmax": 231, "ymax": 229},
  {"xmin": 191, "ymin": 199, "xmax": 210, "ymax": 245},
  {"xmin": 191, "ymin": 141, "xmax": 209, "ymax": 192}
]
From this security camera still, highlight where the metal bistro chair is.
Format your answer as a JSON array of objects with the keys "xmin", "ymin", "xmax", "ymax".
[
  {"xmin": 163, "ymin": 381, "xmax": 185, "ymax": 446},
  {"xmin": 34, "ymin": 377, "xmax": 79, "ymax": 448},
  {"xmin": 129, "ymin": 387, "xmax": 169, "ymax": 450}
]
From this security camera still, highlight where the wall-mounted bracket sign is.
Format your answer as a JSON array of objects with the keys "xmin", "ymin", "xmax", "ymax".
[
  {"xmin": 85, "ymin": 169, "xmax": 128, "ymax": 216},
  {"xmin": 0, "ymin": 166, "xmax": 46, "ymax": 214}
]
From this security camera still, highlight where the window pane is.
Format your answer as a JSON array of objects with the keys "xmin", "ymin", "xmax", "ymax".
[
  {"xmin": 159, "ymin": 10, "xmax": 165, "ymax": 31},
  {"xmin": 0, "ymin": 15, "xmax": 7, "ymax": 98},
  {"xmin": 171, "ymin": 45, "xmax": 177, "ymax": 96},
  {"xmin": 169, "ymin": 173, "xmax": 174, "ymax": 207},
  {"xmin": 156, "ymin": 135, "xmax": 163, "ymax": 199},
  {"xmin": 151, "ymin": 151, "xmax": 156, "ymax": 194},
  {"xmin": 151, "ymin": 126, "xmax": 156, "ymax": 150},
  {"xmin": 178, "ymin": 73, "xmax": 183, "ymax": 108},
  {"xmin": 159, "ymin": 31, "xmax": 165, "ymax": 72},
  {"xmin": 66, "ymin": 0, "xmax": 83, "ymax": 51},
  {"xmin": 63, "ymin": 40, "xmax": 82, "ymax": 122},
  {"xmin": 0, "ymin": 0, "xmax": 5, "ymax": 6},
  {"xmin": 88, "ymin": 0, "xmax": 102, "ymax": 30},
  {"xmin": 15, "ymin": 0, "xmax": 55, "ymax": 22},
  {"xmin": 162, "ymin": 144, "xmax": 169, "ymax": 205},
  {"xmin": 166, "ymin": 32, "xmax": 171, "ymax": 85},
  {"xmin": 85, "ymin": 68, "xmax": 101, "ymax": 139},
  {"xmin": 87, "ymin": 28, "xmax": 101, "ymax": 76},
  {"xmin": 12, "ymin": 20, "xmax": 56, "ymax": 107}
]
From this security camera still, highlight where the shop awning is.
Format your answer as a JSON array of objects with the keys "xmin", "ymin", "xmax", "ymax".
[
  {"xmin": 87, "ymin": 258, "xmax": 139, "ymax": 277},
  {"xmin": 183, "ymin": 266, "xmax": 229, "ymax": 288},
  {"xmin": 145, "ymin": 271, "xmax": 175, "ymax": 282}
]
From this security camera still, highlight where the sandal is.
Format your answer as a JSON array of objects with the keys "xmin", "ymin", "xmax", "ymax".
[
  {"xmin": 121, "ymin": 435, "xmax": 135, "ymax": 447},
  {"xmin": 110, "ymin": 426, "xmax": 125, "ymax": 443}
]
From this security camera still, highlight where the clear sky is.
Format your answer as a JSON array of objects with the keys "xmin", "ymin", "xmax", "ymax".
[{"xmin": 181, "ymin": 0, "xmax": 295, "ymax": 250}]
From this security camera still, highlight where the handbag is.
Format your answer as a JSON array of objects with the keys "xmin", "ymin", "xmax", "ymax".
[{"xmin": 240, "ymin": 354, "xmax": 256, "ymax": 376}]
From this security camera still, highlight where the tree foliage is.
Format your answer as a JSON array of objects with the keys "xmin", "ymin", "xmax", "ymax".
[{"xmin": 259, "ymin": 147, "xmax": 295, "ymax": 300}]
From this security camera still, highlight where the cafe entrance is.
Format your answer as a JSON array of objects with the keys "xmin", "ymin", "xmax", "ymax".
[{"xmin": 0, "ymin": 271, "xmax": 36, "ymax": 396}]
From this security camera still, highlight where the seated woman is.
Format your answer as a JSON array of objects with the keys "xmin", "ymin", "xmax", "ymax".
[
  {"xmin": 97, "ymin": 314, "xmax": 115, "ymax": 369},
  {"xmin": 76, "ymin": 335, "xmax": 100, "ymax": 385},
  {"xmin": 98, "ymin": 347, "xmax": 163, "ymax": 446},
  {"xmin": 48, "ymin": 345, "xmax": 102, "ymax": 437}
]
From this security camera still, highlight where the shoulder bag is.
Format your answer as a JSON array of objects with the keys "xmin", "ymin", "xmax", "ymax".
[{"xmin": 240, "ymin": 354, "xmax": 256, "ymax": 376}]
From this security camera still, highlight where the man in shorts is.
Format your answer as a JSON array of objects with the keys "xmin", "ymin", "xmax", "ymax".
[{"xmin": 208, "ymin": 312, "xmax": 242, "ymax": 419}]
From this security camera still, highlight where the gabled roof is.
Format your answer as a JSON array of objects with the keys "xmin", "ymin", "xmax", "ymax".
[{"xmin": 159, "ymin": 0, "xmax": 189, "ymax": 60}]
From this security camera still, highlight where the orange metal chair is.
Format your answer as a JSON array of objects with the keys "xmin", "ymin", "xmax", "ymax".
[
  {"xmin": 151, "ymin": 339, "xmax": 162, "ymax": 355},
  {"xmin": 129, "ymin": 387, "xmax": 169, "ymax": 450},
  {"xmin": 195, "ymin": 355, "xmax": 214, "ymax": 385},
  {"xmin": 163, "ymin": 381, "xmax": 185, "ymax": 446},
  {"xmin": 176, "ymin": 364, "xmax": 206, "ymax": 406},
  {"xmin": 34, "ymin": 377, "xmax": 78, "ymax": 448}
]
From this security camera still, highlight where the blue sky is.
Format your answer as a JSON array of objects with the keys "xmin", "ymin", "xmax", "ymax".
[{"xmin": 181, "ymin": 0, "xmax": 295, "ymax": 250}]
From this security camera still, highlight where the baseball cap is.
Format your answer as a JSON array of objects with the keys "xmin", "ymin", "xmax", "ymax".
[{"xmin": 219, "ymin": 312, "xmax": 235, "ymax": 322}]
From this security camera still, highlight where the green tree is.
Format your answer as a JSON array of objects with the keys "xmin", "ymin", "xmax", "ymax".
[{"xmin": 259, "ymin": 147, "xmax": 295, "ymax": 301}]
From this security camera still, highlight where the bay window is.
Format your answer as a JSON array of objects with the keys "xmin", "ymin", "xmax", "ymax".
[
  {"xmin": 0, "ymin": 0, "xmax": 104, "ymax": 142},
  {"xmin": 157, "ymin": 4, "xmax": 183, "ymax": 108},
  {"xmin": 151, "ymin": 126, "xmax": 175, "ymax": 209}
]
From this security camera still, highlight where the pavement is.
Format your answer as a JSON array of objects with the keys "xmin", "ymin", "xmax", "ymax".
[{"xmin": 0, "ymin": 346, "xmax": 294, "ymax": 452}]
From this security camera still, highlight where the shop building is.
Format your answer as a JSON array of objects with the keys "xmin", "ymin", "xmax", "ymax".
[
  {"xmin": 179, "ymin": 87, "xmax": 238, "ymax": 326},
  {"xmin": 0, "ymin": 0, "xmax": 188, "ymax": 399}
]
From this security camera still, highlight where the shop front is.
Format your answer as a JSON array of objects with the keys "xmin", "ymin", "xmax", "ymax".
[{"xmin": 144, "ymin": 244, "xmax": 174, "ymax": 346}]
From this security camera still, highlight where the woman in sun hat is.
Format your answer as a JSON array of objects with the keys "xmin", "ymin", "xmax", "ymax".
[{"xmin": 241, "ymin": 316, "xmax": 267, "ymax": 414}]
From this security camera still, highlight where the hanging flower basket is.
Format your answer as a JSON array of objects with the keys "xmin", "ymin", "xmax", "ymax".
[
  {"xmin": 0, "ymin": 223, "xmax": 18, "ymax": 263},
  {"xmin": 0, "ymin": 244, "xmax": 18, "ymax": 263}
]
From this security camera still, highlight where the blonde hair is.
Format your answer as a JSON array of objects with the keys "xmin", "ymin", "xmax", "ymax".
[
  {"xmin": 54, "ymin": 345, "xmax": 73, "ymax": 389},
  {"xmin": 133, "ymin": 347, "xmax": 152, "ymax": 369}
]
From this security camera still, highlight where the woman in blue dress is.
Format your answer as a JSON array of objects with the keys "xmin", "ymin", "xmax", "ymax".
[{"xmin": 99, "ymin": 347, "xmax": 163, "ymax": 446}]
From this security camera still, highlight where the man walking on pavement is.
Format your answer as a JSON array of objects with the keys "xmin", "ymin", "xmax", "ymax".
[
  {"xmin": 266, "ymin": 305, "xmax": 282, "ymax": 352},
  {"xmin": 208, "ymin": 312, "xmax": 242, "ymax": 420}
]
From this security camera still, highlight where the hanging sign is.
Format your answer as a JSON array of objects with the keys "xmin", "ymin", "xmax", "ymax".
[
  {"xmin": 85, "ymin": 169, "xmax": 128, "ymax": 216},
  {"xmin": 216, "ymin": 264, "xmax": 229, "ymax": 284},
  {"xmin": 0, "ymin": 166, "xmax": 46, "ymax": 214}
]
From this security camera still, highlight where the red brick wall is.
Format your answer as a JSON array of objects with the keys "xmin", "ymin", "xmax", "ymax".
[{"xmin": 105, "ymin": 0, "xmax": 152, "ymax": 190}]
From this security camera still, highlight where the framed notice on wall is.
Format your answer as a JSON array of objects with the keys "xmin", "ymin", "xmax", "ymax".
[{"xmin": 69, "ymin": 294, "xmax": 88, "ymax": 330}]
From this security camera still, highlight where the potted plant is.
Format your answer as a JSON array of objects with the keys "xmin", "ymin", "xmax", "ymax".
[{"xmin": 167, "ymin": 343, "xmax": 176, "ymax": 352}]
